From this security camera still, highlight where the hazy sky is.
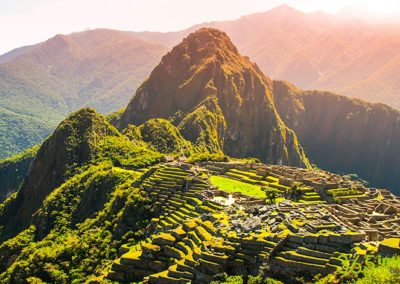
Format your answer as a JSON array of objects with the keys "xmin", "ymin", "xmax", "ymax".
[{"xmin": 1, "ymin": 0, "xmax": 400, "ymax": 55}]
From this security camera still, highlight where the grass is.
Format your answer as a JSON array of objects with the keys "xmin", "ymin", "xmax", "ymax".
[
  {"xmin": 355, "ymin": 256, "xmax": 400, "ymax": 284},
  {"xmin": 209, "ymin": 175, "xmax": 266, "ymax": 198},
  {"xmin": 381, "ymin": 238, "xmax": 400, "ymax": 248},
  {"xmin": 142, "ymin": 243, "xmax": 161, "ymax": 251}
]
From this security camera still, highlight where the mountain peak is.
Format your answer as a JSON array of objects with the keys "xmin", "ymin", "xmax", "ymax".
[
  {"xmin": 179, "ymin": 28, "xmax": 239, "ymax": 57},
  {"xmin": 152, "ymin": 28, "xmax": 243, "ymax": 79},
  {"xmin": 268, "ymin": 4, "xmax": 303, "ymax": 15},
  {"xmin": 43, "ymin": 34, "xmax": 70, "ymax": 49},
  {"xmin": 118, "ymin": 28, "xmax": 259, "ymax": 127},
  {"xmin": 117, "ymin": 28, "xmax": 309, "ymax": 169}
]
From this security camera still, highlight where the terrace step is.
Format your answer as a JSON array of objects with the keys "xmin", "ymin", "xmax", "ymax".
[
  {"xmin": 280, "ymin": 251, "xmax": 328, "ymax": 265},
  {"xmin": 297, "ymin": 247, "xmax": 332, "ymax": 260},
  {"xmin": 168, "ymin": 265, "xmax": 194, "ymax": 280},
  {"xmin": 274, "ymin": 256, "xmax": 326, "ymax": 272},
  {"xmin": 148, "ymin": 273, "xmax": 186, "ymax": 284}
]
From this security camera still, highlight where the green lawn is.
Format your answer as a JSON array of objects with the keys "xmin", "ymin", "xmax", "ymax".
[{"xmin": 209, "ymin": 175, "xmax": 266, "ymax": 198}]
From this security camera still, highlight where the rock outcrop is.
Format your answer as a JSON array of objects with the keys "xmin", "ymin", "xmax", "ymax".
[{"xmin": 272, "ymin": 80, "xmax": 400, "ymax": 193}]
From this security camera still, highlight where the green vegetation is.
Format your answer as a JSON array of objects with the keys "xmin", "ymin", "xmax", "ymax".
[
  {"xmin": 0, "ymin": 144, "xmax": 39, "ymax": 164},
  {"xmin": 122, "ymin": 124, "xmax": 143, "ymax": 142},
  {"xmin": 210, "ymin": 175, "xmax": 266, "ymax": 198},
  {"xmin": 0, "ymin": 225, "xmax": 36, "ymax": 272},
  {"xmin": 178, "ymin": 96, "xmax": 225, "ymax": 154},
  {"xmin": 0, "ymin": 29, "xmax": 167, "ymax": 160},
  {"xmin": 187, "ymin": 152, "xmax": 229, "ymax": 163},
  {"xmin": 263, "ymin": 187, "xmax": 282, "ymax": 204},
  {"xmin": 0, "ymin": 108, "xmax": 56, "ymax": 160},
  {"xmin": 210, "ymin": 274, "xmax": 283, "ymax": 284},
  {"xmin": 274, "ymin": 80, "xmax": 400, "ymax": 194},
  {"xmin": 95, "ymin": 136, "xmax": 162, "ymax": 168},
  {"xmin": 0, "ymin": 163, "xmax": 152, "ymax": 283},
  {"xmin": 355, "ymin": 256, "xmax": 400, "ymax": 284},
  {"xmin": 140, "ymin": 118, "xmax": 194, "ymax": 155},
  {"xmin": 316, "ymin": 256, "xmax": 400, "ymax": 284},
  {"xmin": 2, "ymin": 27, "xmax": 400, "ymax": 284},
  {"xmin": 211, "ymin": 275, "xmax": 244, "ymax": 284},
  {"xmin": 0, "ymin": 107, "xmax": 176, "ymax": 283},
  {"xmin": 106, "ymin": 108, "xmax": 125, "ymax": 125},
  {"xmin": 0, "ymin": 146, "xmax": 39, "ymax": 202}
]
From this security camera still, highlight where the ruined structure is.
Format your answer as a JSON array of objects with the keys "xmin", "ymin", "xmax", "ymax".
[{"xmin": 106, "ymin": 161, "xmax": 400, "ymax": 283}]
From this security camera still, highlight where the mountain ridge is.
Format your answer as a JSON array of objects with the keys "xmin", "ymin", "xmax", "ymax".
[
  {"xmin": 132, "ymin": 5, "xmax": 400, "ymax": 110},
  {"xmin": 0, "ymin": 29, "xmax": 168, "ymax": 159},
  {"xmin": 272, "ymin": 79, "xmax": 400, "ymax": 191},
  {"xmin": 117, "ymin": 28, "xmax": 309, "ymax": 168}
]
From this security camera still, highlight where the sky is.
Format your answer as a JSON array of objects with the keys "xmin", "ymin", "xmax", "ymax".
[{"xmin": 1, "ymin": 0, "xmax": 400, "ymax": 55}]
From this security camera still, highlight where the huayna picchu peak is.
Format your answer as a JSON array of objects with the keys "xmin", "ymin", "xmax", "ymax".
[
  {"xmin": 1, "ymin": 24, "xmax": 400, "ymax": 284},
  {"xmin": 117, "ymin": 28, "xmax": 309, "ymax": 168}
]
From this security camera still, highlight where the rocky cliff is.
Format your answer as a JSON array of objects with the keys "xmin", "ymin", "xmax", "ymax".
[{"xmin": 272, "ymin": 80, "xmax": 400, "ymax": 192}]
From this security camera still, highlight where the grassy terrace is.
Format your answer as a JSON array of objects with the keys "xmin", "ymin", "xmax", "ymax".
[
  {"xmin": 210, "ymin": 168, "xmax": 328, "ymax": 204},
  {"xmin": 209, "ymin": 175, "xmax": 266, "ymax": 198},
  {"xmin": 297, "ymin": 186, "xmax": 325, "ymax": 204},
  {"xmin": 326, "ymin": 187, "xmax": 367, "ymax": 201},
  {"xmin": 224, "ymin": 168, "xmax": 290, "ymax": 192}
]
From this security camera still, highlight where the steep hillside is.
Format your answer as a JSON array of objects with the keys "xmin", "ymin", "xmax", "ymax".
[
  {"xmin": 0, "ymin": 162, "xmax": 156, "ymax": 282},
  {"xmin": 0, "ymin": 103, "xmax": 56, "ymax": 159},
  {"xmin": 0, "ymin": 29, "xmax": 167, "ymax": 159},
  {"xmin": 139, "ymin": 118, "xmax": 194, "ymax": 155},
  {"xmin": 0, "ymin": 146, "xmax": 38, "ymax": 203},
  {"xmin": 133, "ymin": 5, "xmax": 400, "ymax": 110},
  {"xmin": 0, "ymin": 44, "xmax": 36, "ymax": 64},
  {"xmin": 178, "ymin": 96, "xmax": 226, "ymax": 154},
  {"xmin": 0, "ymin": 108, "xmax": 122, "ymax": 237},
  {"xmin": 272, "ymin": 80, "xmax": 400, "ymax": 193},
  {"xmin": 118, "ymin": 28, "xmax": 309, "ymax": 168}
]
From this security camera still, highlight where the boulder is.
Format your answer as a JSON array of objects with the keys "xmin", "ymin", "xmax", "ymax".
[{"xmin": 242, "ymin": 217, "xmax": 262, "ymax": 232}]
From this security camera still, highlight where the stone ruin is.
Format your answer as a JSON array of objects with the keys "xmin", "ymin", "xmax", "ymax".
[{"xmin": 105, "ymin": 161, "xmax": 400, "ymax": 283}]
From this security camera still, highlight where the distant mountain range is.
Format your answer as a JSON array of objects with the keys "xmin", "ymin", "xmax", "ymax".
[
  {"xmin": 133, "ymin": 4, "xmax": 400, "ymax": 110},
  {"xmin": 3, "ymin": 5, "xmax": 400, "ymax": 161},
  {"xmin": 0, "ymin": 29, "xmax": 167, "ymax": 159}
]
